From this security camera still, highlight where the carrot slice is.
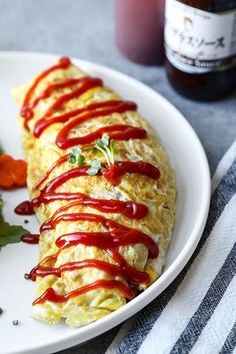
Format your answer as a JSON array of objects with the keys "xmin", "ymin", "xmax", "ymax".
[
  {"xmin": 12, "ymin": 160, "xmax": 27, "ymax": 187},
  {"xmin": 0, "ymin": 154, "xmax": 27, "ymax": 189}
]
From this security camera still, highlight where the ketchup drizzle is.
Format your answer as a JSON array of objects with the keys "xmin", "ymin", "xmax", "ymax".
[
  {"xmin": 21, "ymin": 78, "xmax": 84, "ymax": 122},
  {"xmin": 33, "ymin": 280, "xmax": 134, "ymax": 305},
  {"xmin": 57, "ymin": 124, "xmax": 146, "ymax": 149},
  {"xmin": 56, "ymin": 230, "xmax": 157, "ymax": 258},
  {"xmin": 104, "ymin": 161, "xmax": 160, "ymax": 185},
  {"xmin": 20, "ymin": 58, "xmax": 161, "ymax": 305},
  {"xmin": 32, "ymin": 192, "xmax": 148, "ymax": 220},
  {"xmin": 42, "ymin": 77, "xmax": 102, "ymax": 119},
  {"xmin": 34, "ymin": 100, "xmax": 129, "ymax": 138},
  {"xmin": 21, "ymin": 57, "xmax": 71, "ymax": 129},
  {"xmin": 14, "ymin": 200, "xmax": 35, "ymax": 215},
  {"xmin": 31, "ymin": 166, "xmax": 149, "ymax": 219},
  {"xmin": 33, "ymin": 154, "xmax": 160, "ymax": 192},
  {"xmin": 28, "ymin": 258, "xmax": 150, "ymax": 284},
  {"xmin": 32, "ymin": 154, "xmax": 70, "ymax": 191},
  {"xmin": 21, "ymin": 234, "xmax": 40, "ymax": 244},
  {"xmin": 39, "ymin": 212, "xmax": 158, "ymax": 258}
]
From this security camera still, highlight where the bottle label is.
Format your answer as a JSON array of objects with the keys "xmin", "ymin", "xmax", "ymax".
[{"xmin": 164, "ymin": 0, "xmax": 236, "ymax": 73}]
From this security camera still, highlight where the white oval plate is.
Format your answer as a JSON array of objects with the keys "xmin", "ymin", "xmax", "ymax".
[{"xmin": 0, "ymin": 52, "xmax": 210, "ymax": 354}]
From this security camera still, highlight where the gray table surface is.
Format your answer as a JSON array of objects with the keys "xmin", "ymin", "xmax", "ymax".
[{"xmin": 0, "ymin": 0, "xmax": 235, "ymax": 353}]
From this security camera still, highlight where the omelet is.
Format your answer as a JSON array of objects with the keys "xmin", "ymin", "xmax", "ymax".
[{"xmin": 13, "ymin": 57, "xmax": 176, "ymax": 327}]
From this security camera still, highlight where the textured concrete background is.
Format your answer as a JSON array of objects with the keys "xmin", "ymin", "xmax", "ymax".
[{"xmin": 0, "ymin": 0, "xmax": 235, "ymax": 353}]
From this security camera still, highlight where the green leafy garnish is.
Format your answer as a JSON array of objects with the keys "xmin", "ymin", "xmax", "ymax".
[
  {"xmin": 97, "ymin": 134, "xmax": 109, "ymax": 148},
  {"xmin": 0, "ymin": 223, "xmax": 29, "ymax": 247},
  {"xmin": 87, "ymin": 159, "xmax": 102, "ymax": 176},
  {"xmin": 94, "ymin": 134, "xmax": 115, "ymax": 166},
  {"xmin": 0, "ymin": 196, "xmax": 29, "ymax": 248},
  {"xmin": 68, "ymin": 147, "xmax": 86, "ymax": 167},
  {"xmin": 68, "ymin": 134, "xmax": 116, "ymax": 176},
  {"xmin": 72, "ymin": 147, "xmax": 81, "ymax": 155},
  {"xmin": 110, "ymin": 140, "xmax": 117, "ymax": 158},
  {"xmin": 68, "ymin": 154, "xmax": 76, "ymax": 164},
  {"xmin": 76, "ymin": 154, "xmax": 85, "ymax": 166}
]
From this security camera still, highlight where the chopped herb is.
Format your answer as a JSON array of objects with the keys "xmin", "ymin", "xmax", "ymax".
[
  {"xmin": 0, "ymin": 307, "xmax": 2, "ymax": 315},
  {"xmin": 110, "ymin": 140, "xmax": 117, "ymax": 157},
  {"xmin": 97, "ymin": 134, "xmax": 109, "ymax": 147},
  {"xmin": 68, "ymin": 154, "xmax": 76, "ymax": 164},
  {"xmin": 76, "ymin": 154, "xmax": 85, "ymax": 166},
  {"xmin": 68, "ymin": 147, "xmax": 86, "ymax": 167},
  {"xmin": 87, "ymin": 159, "xmax": 102, "ymax": 176},
  {"xmin": 94, "ymin": 134, "xmax": 116, "ymax": 166},
  {"xmin": 0, "ymin": 196, "xmax": 29, "ymax": 249},
  {"xmin": 68, "ymin": 134, "xmax": 116, "ymax": 176},
  {"xmin": 72, "ymin": 147, "xmax": 81, "ymax": 155},
  {"xmin": 12, "ymin": 320, "xmax": 19, "ymax": 326},
  {"xmin": 83, "ymin": 145, "xmax": 95, "ymax": 152}
]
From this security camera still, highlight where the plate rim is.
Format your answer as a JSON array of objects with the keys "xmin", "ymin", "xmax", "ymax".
[{"xmin": 0, "ymin": 51, "xmax": 211, "ymax": 354}]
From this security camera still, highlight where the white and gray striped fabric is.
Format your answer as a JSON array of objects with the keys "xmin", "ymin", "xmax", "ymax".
[{"xmin": 106, "ymin": 140, "xmax": 236, "ymax": 354}]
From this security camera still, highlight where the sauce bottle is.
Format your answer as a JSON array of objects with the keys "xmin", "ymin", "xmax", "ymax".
[{"xmin": 164, "ymin": 0, "xmax": 236, "ymax": 100}]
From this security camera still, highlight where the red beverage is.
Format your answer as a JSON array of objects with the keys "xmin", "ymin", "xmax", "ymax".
[{"xmin": 115, "ymin": 0, "xmax": 165, "ymax": 65}]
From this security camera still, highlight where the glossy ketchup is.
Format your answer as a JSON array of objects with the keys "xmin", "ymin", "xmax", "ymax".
[
  {"xmin": 34, "ymin": 100, "xmax": 130, "ymax": 137},
  {"xmin": 104, "ymin": 161, "xmax": 160, "ymax": 185},
  {"xmin": 32, "ymin": 191, "xmax": 148, "ymax": 220},
  {"xmin": 22, "ymin": 78, "xmax": 87, "ymax": 119},
  {"xmin": 14, "ymin": 200, "xmax": 35, "ymax": 215},
  {"xmin": 21, "ymin": 57, "xmax": 72, "ymax": 129},
  {"xmin": 33, "ymin": 280, "xmax": 135, "ymax": 305},
  {"xmin": 19, "ymin": 57, "xmax": 161, "ymax": 304},
  {"xmin": 28, "ymin": 258, "xmax": 150, "ymax": 284},
  {"xmin": 21, "ymin": 234, "xmax": 40, "ymax": 244},
  {"xmin": 44, "ymin": 212, "xmax": 158, "ymax": 258},
  {"xmin": 57, "ymin": 124, "xmax": 146, "ymax": 149}
]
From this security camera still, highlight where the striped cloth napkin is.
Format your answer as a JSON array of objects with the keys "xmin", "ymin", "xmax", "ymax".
[{"xmin": 106, "ymin": 140, "xmax": 236, "ymax": 354}]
